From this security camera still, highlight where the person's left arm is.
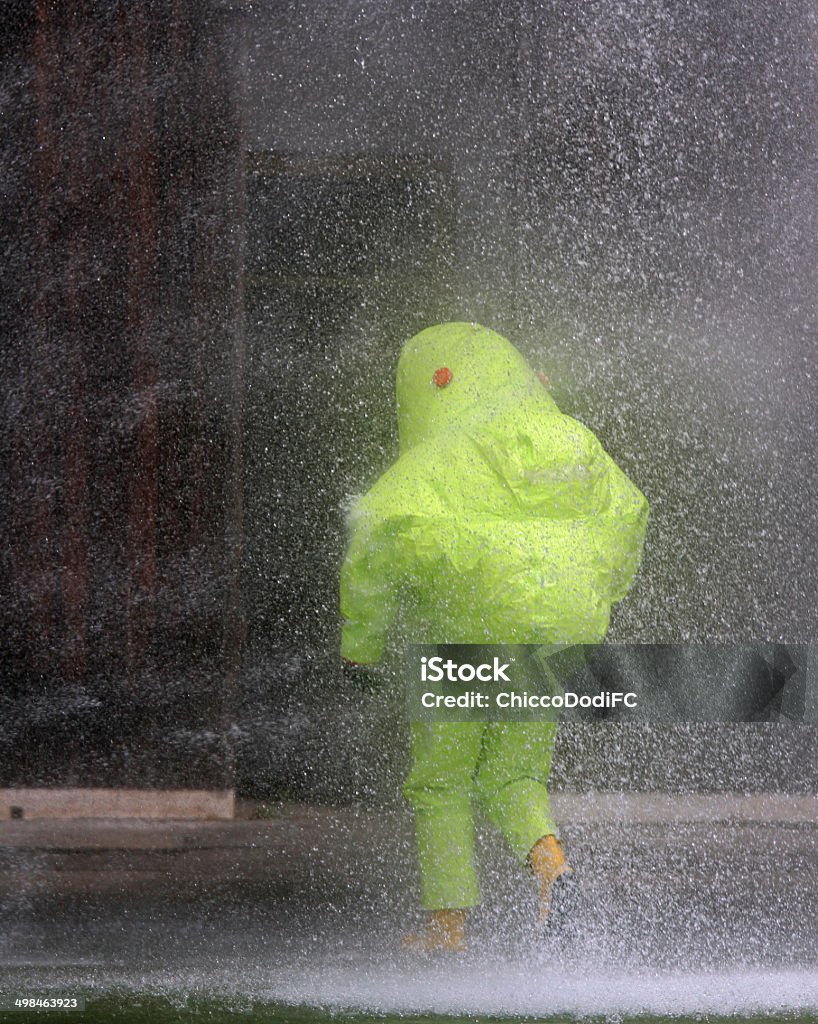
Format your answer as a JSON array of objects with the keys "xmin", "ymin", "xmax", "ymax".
[
  {"xmin": 339, "ymin": 503, "xmax": 401, "ymax": 665},
  {"xmin": 480, "ymin": 410, "xmax": 613, "ymax": 519}
]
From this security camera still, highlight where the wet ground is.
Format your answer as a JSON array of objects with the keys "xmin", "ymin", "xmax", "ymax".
[{"xmin": 1, "ymin": 796, "xmax": 816, "ymax": 1021}]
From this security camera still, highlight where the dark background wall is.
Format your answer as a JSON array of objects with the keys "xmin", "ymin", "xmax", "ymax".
[{"xmin": 1, "ymin": 2, "xmax": 245, "ymax": 789}]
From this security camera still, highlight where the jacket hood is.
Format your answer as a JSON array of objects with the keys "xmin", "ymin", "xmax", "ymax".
[{"xmin": 396, "ymin": 322, "xmax": 545, "ymax": 452}]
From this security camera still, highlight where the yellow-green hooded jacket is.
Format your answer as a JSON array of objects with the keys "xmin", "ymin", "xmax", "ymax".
[{"xmin": 340, "ymin": 322, "xmax": 648, "ymax": 664}]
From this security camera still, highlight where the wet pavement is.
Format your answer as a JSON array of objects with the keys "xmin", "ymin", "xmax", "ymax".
[{"xmin": 1, "ymin": 795, "xmax": 817, "ymax": 1018}]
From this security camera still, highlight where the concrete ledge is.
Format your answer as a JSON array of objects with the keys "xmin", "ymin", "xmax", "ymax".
[
  {"xmin": 550, "ymin": 791, "xmax": 818, "ymax": 825},
  {"xmin": 0, "ymin": 788, "xmax": 235, "ymax": 821},
  {"xmin": 0, "ymin": 794, "xmax": 816, "ymax": 851},
  {"xmin": 0, "ymin": 795, "xmax": 815, "ymax": 898}
]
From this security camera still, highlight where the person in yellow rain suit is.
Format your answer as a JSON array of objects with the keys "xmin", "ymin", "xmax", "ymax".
[{"xmin": 340, "ymin": 322, "xmax": 648, "ymax": 950}]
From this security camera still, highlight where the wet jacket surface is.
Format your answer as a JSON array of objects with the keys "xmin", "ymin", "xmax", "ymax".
[{"xmin": 340, "ymin": 322, "xmax": 649, "ymax": 664}]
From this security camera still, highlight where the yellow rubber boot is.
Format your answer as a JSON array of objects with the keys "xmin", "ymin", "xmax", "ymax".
[
  {"xmin": 529, "ymin": 834, "xmax": 573, "ymax": 925},
  {"xmin": 402, "ymin": 909, "xmax": 468, "ymax": 952}
]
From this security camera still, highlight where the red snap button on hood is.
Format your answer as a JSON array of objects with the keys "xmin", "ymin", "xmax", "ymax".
[{"xmin": 432, "ymin": 366, "xmax": 453, "ymax": 388}]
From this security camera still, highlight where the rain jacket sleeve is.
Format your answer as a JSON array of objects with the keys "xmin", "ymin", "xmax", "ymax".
[
  {"xmin": 475, "ymin": 406, "xmax": 648, "ymax": 605},
  {"xmin": 473, "ymin": 411, "xmax": 613, "ymax": 519},
  {"xmin": 339, "ymin": 503, "xmax": 401, "ymax": 665},
  {"xmin": 492, "ymin": 408, "xmax": 648, "ymax": 603},
  {"xmin": 591, "ymin": 452, "xmax": 649, "ymax": 603}
]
